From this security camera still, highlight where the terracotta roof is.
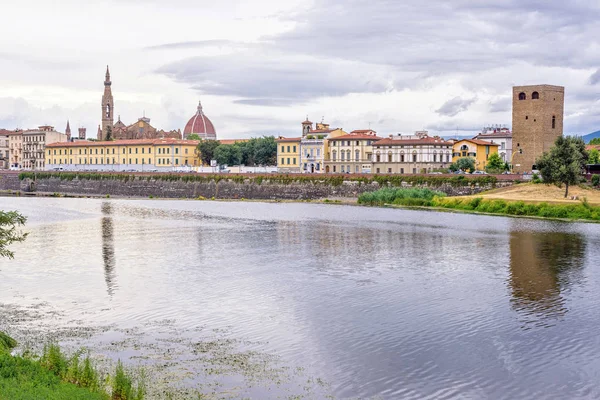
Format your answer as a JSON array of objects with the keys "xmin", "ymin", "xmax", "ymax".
[
  {"xmin": 329, "ymin": 134, "xmax": 383, "ymax": 141},
  {"xmin": 374, "ymin": 137, "xmax": 453, "ymax": 146},
  {"xmin": 0, "ymin": 129, "xmax": 18, "ymax": 135},
  {"xmin": 46, "ymin": 138, "xmax": 200, "ymax": 147},
  {"xmin": 586, "ymin": 145, "xmax": 600, "ymax": 150},
  {"xmin": 276, "ymin": 137, "xmax": 302, "ymax": 143},
  {"xmin": 302, "ymin": 119, "xmax": 313, "ymax": 124},
  {"xmin": 455, "ymin": 139, "xmax": 500, "ymax": 146},
  {"xmin": 219, "ymin": 139, "xmax": 250, "ymax": 145},
  {"xmin": 350, "ymin": 129, "xmax": 376, "ymax": 134},
  {"xmin": 309, "ymin": 129, "xmax": 335, "ymax": 134}
]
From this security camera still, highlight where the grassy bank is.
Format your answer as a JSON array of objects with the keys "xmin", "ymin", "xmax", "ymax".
[
  {"xmin": 358, "ymin": 187, "xmax": 600, "ymax": 221},
  {"xmin": 0, "ymin": 332, "xmax": 143, "ymax": 400}
]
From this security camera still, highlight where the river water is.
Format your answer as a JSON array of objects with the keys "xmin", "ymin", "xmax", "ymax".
[{"xmin": 1, "ymin": 197, "xmax": 600, "ymax": 399}]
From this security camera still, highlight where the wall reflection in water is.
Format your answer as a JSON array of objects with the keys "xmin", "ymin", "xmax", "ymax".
[
  {"xmin": 101, "ymin": 202, "xmax": 116, "ymax": 296},
  {"xmin": 509, "ymin": 228, "xmax": 585, "ymax": 322}
]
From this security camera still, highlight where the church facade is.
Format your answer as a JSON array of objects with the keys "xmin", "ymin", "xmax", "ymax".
[{"xmin": 98, "ymin": 66, "xmax": 181, "ymax": 141}]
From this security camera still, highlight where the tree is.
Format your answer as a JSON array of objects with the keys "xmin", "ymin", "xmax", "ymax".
[
  {"xmin": 485, "ymin": 152, "xmax": 504, "ymax": 173},
  {"xmin": 0, "ymin": 211, "xmax": 27, "ymax": 259},
  {"xmin": 105, "ymin": 125, "xmax": 113, "ymax": 141},
  {"xmin": 449, "ymin": 157, "xmax": 475, "ymax": 173},
  {"xmin": 588, "ymin": 148, "xmax": 600, "ymax": 164},
  {"xmin": 253, "ymin": 136, "xmax": 277, "ymax": 166},
  {"xmin": 536, "ymin": 136, "xmax": 588, "ymax": 198},
  {"xmin": 214, "ymin": 145, "xmax": 242, "ymax": 166},
  {"xmin": 197, "ymin": 140, "xmax": 221, "ymax": 166},
  {"xmin": 187, "ymin": 134, "xmax": 201, "ymax": 141},
  {"xmin": 589, "ymin": 138, "xmax": 600, "ymax": 145}
]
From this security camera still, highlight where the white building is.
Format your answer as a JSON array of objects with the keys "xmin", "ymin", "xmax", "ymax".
[
  {"xmin": 22, "ymin": 126, "xmax": 68, "ymax": 170},
  {"xmin": 372, "ymin": 131, "xmax": 453, "ymax": 174},
  {"xmin": 473, "ymin": 127, "xmax": 512, "ymax": 163}
]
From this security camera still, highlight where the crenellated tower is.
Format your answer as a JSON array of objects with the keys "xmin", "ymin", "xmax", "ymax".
[{"xmin": 101, "ymin": 65, "xmax": 114, "ymax": 141}]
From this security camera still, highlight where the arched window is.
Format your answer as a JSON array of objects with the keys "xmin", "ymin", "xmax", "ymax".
[
  {"xmin": 388, "ymin": 151, "xmax": 392, "ymax": 163},
  {"xmin": 332, "ymin": 150, "xmax": 337, "ymax": 161},
  {"xmin": 518, "ymin": 92, "xmax": 526, "ymax": 100},
  {"xmin": 355, "ymin": 149, "xmax": 360, "ymax": 161},
  {"xmin": 460, "ymin": 145, "xmax": 468, "ymax": 151},
  {"xmin": 532, "ymin": 91, "xmax": 539, "ymax": 100},
  {"xmin": 552, "ymin": 116, "xmax": 556, "ymax": 129}
]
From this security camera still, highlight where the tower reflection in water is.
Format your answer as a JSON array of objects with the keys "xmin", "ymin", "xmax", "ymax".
[
  {"xmin": 101, "ymin": 202, "xmax": 116, "ymax": 296},
  {"xmin": 509, "ymin": 227, "xmax": 585, "ymax": 323}
]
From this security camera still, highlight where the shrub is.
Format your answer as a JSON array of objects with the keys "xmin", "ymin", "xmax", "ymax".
[
  {"xmin": 592, "ymin": 174, "xmax": 600, "ymax": 187},
  {"xmin": 0, "ymin": 332, "xmax": 17, "ymax": 353},
  {"xmin": 358, "ymin": 187, "xmax": 447, "ymax": 206}
]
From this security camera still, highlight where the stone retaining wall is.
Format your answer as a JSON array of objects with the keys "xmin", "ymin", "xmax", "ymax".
[{"xmin": 0, "ymin": 172, "xmax": 515, "ymax": 200}]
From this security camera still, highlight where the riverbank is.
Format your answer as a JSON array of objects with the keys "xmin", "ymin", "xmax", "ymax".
[
  {"xmin": 0, "ymin": 171, "xmax": 515, "ymax": 200},
  {"xmin": 358, "ymin": 185, "xmax": 600, "ymax": 222},
  {"xmin": 0, "ymin": 331, "xmax": 143, "ymax": 400}
]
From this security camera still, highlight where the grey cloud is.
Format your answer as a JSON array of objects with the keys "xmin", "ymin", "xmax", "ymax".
[
  {"xmin": 589, "ymin": 69, "xmax": 600, "ymax": 85},
  {"xmin": 146, "ymin": 40, "xmax": 239, "ymax": 51},
  {"xmin": 489, "ymin": 97, "xmax": 511, "ymax": 113},
  {"xmin": 435, "ymin": 97, "xmax": 476, "ymax": 117},
  {"xmin": 156, "ymin": 52, "xmax": 403, "ymax": 105}
]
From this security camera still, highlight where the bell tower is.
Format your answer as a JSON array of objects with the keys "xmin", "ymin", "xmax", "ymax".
[{"xmin": 101, "ymin": 65, "xmax": 114, "ymax": 141}]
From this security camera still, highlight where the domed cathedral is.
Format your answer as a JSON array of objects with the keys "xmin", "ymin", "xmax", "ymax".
[
  {"xmin": 98, "ymin": 66, "xmax": 181, "ymax": 141},
  {"xmin": 183, "ymin": 101, "xmax": 217, "ymax": 140}
]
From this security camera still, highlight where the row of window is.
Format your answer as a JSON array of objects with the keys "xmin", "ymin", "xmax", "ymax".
[
  {"xmin": 280, "ymin": 145, "xmax": 297, "ymax": 153},
  {"xmin": 280, "ymin": 158, "xmax": 297, "ymax": 165},
  {"xmin": 330, "ymin": 140, "xmax": 375, "ymax": 146},
  {"xmin": 374, "ymin": 154, "xmax": 451, "ymax": 163},
  {"xmin": 49, "ymin": 158, "xmax": 189, "ymax": 165},
  {"xmin": 52, "ymin": 147, "xmax": 189, "ymax": 156}
]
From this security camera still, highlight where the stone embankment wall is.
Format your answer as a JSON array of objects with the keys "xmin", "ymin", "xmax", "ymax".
[{"xmin": 0, "ymin": 172, "xmax": 515, "ymax": 200}]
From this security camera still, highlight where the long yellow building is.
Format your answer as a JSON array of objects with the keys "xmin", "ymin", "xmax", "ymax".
[{"xmin": 45, "ymin": 138, "xmax": 201, "ymax": 171}]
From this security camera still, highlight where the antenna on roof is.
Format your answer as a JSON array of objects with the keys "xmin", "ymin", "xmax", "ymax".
[{"xmin": 321, "ymin": 116, "xmax": 324, "ymax": 123}]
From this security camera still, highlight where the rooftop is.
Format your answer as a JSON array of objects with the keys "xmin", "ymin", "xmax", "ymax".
[{"xmin": 46, "ymin": 138, "xmax": 200, "ymax": 147}]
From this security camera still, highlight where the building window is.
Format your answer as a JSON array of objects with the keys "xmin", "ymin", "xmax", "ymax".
[
  {"xmin": 287, "ymin": 157, "xmax": 290, "ymax": 164},
  {"xmin": 135, "ymin": 158, "xmax": 138, "ymax": 164},
  {"xmin": 175, "ymin": 158, "xmax": 179, "ymax": 165},
  {"xmin": 376, "ymin": 168, "xmax": 380, "ymax": 173},
  {"xmin": 341, "ymin": 165, "xmax": 345, "ymax": 173},
  {"xmin": 401, "ymin": 168, "xmax": 404, "ymax": 174},
  {"xmin": 148, "ymin": 148, "xmax": 151, "ymax": 153},
  {"xmin": 281, "ymin": 157, "xmax": 284, "ymax": 165},
  {"xmin": 552, "ymin": 116, "xmax": 556, "ymax": 129},
  {"xmin": 123, "ymin": 158, "xmax": 125, "ymax": 164},
  {"xmin": 532, "ymin": 91, "xmax": 539, "ymax": 99},
  {"xmin": 400, "ymin": 154, "xmax": 405, "ymax": 162},
  {"xmin": 148, "ymin": 158, "xmax": 151, "ymax": 164},
  {"xmin": 388, "ymin": 168, "xmax": 392, "ymax": 173},
  {"xmin": 355, "ymin": 150, "xmax": 359, "ymax": 161},
  {"xmin": 388, "ymin": 153, "xmax": 392, "ymax": 162},
  {"xmin": 293, "ymin": 146, "xmax": 296, "ymax": 152},
  {"xmin": 412, "ymin": 154, "xmax": 417, "ymax": 162},
  {"xmin": 433, "ymin": 154, "xmax": 437, "ymax": 162},
  {"xmin": 341, "ymin": 151, "xmax": 345, "ymax": 161},
  {"xmin": 142, "ymin": 148, "xmax": 145, "ymax": 154},
  {"xmin": 413, "ymin": 168, "xmax": 417, "ymax": 174},
  {"xmin": 287, "ymin": 145, "xmax": 290, "ymax": 152},
  {"xmin": 281, "ymin": 146, "xmax": 284, "ymax": 153},
  {"xmin": 333, "ymin": 166, "xmax": 336, "ymax": 172},
  {"xmin": 129, "ymin": 148, "xmax": 131, "ymax": 154},
  {"xmin": 519, "ymin": 92, "xmax": 526, "ymax": 100},
  {"xmin": 175, "ymin": 148, "xmax": 179, "ymax": 154},
  {"xmin": 185, "ymin": 148, "xmax": 188, "ymax": 154}
]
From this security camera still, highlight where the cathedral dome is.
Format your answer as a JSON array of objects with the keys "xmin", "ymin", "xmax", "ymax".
[{"xmin": 183, "ymin": 101, "xmax": 216, "ymax": 139}]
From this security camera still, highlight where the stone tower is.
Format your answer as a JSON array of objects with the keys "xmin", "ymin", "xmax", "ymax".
[
  {"xmin": 101, "ymin": 65, "xmax": 114, "ymax": 141},
  {"xmin": 301, "ymin": 117, "xmax": 313, "ymax": 137},
  {"xmin": 511, "ymin": 85, "xmax": 564, "ymax": 173},
  {"xmin": 65, "ymin": 120, "xmax": 71, "ymax": 141},
  {"xmin": 78, "ymin": 127, "xmax": 86, "ymax": 140}
]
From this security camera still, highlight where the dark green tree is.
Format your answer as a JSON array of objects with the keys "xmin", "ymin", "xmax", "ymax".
[
  {"xmin": 588, "ymin": 138, "xmax": 600, "ymax": 145},
  {"xmin": 214, "ymin": 145, "xmax": 242, "ymax": 165},
  {"xmin": 449, "ymin": 157, "xmax": 475, "ymax": 173},
  {"xmin": 0, "ymin": 211, "xmax": 27, "ymax": 259},
  {"xmin": 485, "ymin": 152, "xmax": 504, "ymax": 173},
  {"xmin": 197, "ymin": 140, "xmax": 221, "ymax": 166},
  {"xmin": 536, "ymin": 136, "xmax": 588, "ymax": 198},
  {"xmin": 254, "ymin": 136, "xmax": 277, "ymax": 166},
  {"xmin": 187, "ymin": 134, "xmax": 201, "ymax": 141},
  {"xmin": 105, "ymin": 125, "xmax": 113, "ymax": 141}
]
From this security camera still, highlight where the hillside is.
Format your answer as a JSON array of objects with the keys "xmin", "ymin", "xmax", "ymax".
[{"xmin": 583, "ymin": 130, "xmax": 600, "ymax": 143}]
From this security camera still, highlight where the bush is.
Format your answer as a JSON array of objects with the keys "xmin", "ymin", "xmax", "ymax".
[
  {"xmin": 358, "ymin": 187, "xmax": 447, "ymax": 206},
  {"xmin": 592, "ymin": 174, "xmax": 600, "ymax": 187}
]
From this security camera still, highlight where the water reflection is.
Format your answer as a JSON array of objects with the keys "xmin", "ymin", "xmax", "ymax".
[
  {"xmin": 509, "ymin": 227, "xmax": 585, "ymax": 322},
  {"xmin": 101, "ymin": 202, "xmax": 116, "ymax": 296}
]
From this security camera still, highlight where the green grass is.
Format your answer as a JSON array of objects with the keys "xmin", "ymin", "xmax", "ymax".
[
  {"xmin": 0, "ymin": 332, "xmax": 144, "ymax": 400},
  {"xmin": 428, "ymin": 196, "xmax": 600, "ymax": 221},
  {"xmin": 357, "ymin": 187, "xmax": 447, "ymax": 206}
]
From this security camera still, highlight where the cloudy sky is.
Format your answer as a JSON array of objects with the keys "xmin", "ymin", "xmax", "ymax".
[{"xmin": 1, "ymin": 0, "xmax": 600, "ymax": 138}]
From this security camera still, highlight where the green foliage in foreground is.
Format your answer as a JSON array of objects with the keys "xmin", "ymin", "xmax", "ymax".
[
  {"xmin": 0, "ymin": 332, "xmax": 144, "ymax": 400},
  {"xmin": 429, "ymin": 196, "xmax": 600, "ymax": 221},
  {"xmin": 592, "ymin": 174, "xmax": 600, "ymax": 187},
  {"xmin": 358, "ymin": 187, "xmax": 447, "ymax": 206},
  {"xmin": 0, "ymin": 210, "xmax": 28, "ymax": 259}
]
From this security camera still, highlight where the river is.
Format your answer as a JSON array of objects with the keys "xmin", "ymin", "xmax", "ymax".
[{"xmin": 1, "ymin": 197, "xmax": 600, "ymax": 399}]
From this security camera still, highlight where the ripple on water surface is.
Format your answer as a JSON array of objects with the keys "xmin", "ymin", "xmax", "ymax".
[{"xmin": 1, "ymin": 197, "xmax": 600, "ymax": 399}]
